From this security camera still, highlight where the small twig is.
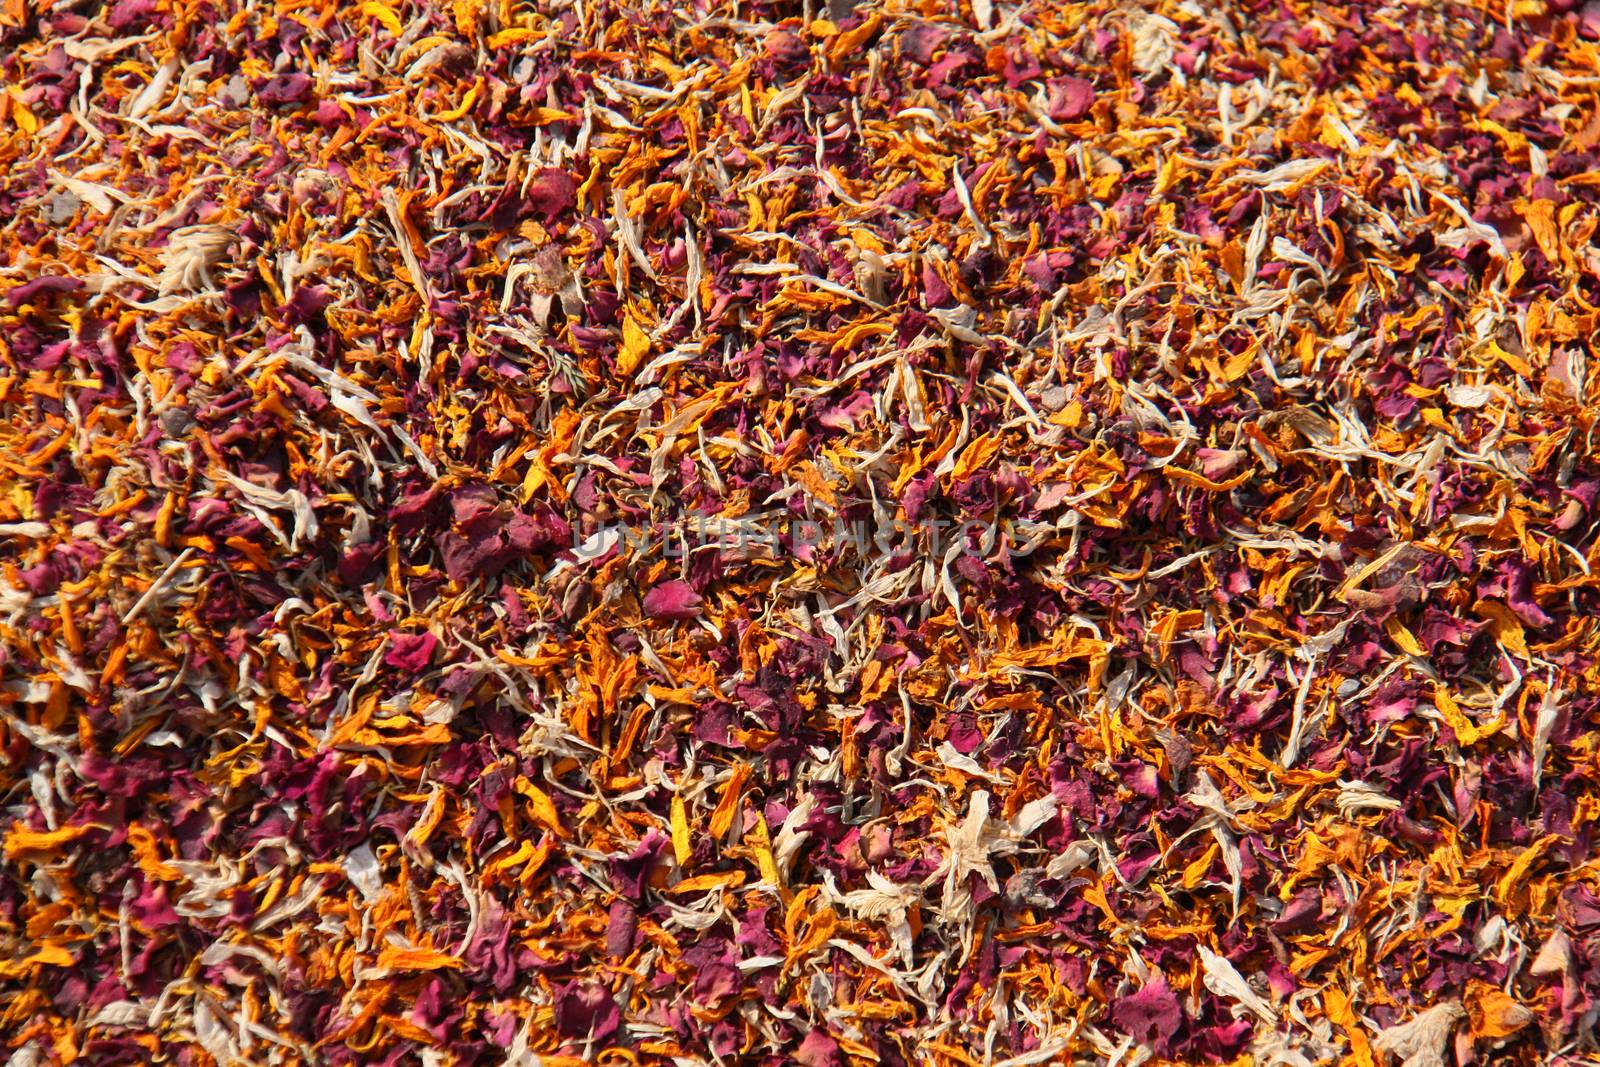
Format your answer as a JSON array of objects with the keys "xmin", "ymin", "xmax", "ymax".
[{"xmin": 120, "ymin": 547, "xmax": 196, "ymax": 625}]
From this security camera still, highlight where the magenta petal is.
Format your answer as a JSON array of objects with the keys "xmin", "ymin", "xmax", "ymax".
[
  {"xmin": 384, "ymin": 631, "xmax": 438, "ymax": 671},
  {"xmin": 1110, "ymin": 974, "xmax": 1184, "ymax": 1053},
  {"xmin": 643, "ymin": 579, "xmax": 702, "ymax": 621},
  {"xmin": 795, "ymin": 1031, "xmax": 844, "ymax": 1067},
  {"xmin": 1050, "ymin": 76, "xmax": 1096, "ymax": 120},
  {"xmin": 528, "ymin": 168, "xmax": 577, "ymax": 222}
]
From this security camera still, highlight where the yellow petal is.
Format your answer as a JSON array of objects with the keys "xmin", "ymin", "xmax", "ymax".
[
  {"xmin": 670, "ymin": 793, "xmax": 692, "ymax": 866},
  {"xmin": 618, "ymin": 312, "xmax": 651, "ymax": 377}
]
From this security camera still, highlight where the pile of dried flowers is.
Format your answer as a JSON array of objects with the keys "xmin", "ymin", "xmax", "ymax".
[{"xmin": 3, "ymin": 0, "xmax": 1600, "ymax": 1063}]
